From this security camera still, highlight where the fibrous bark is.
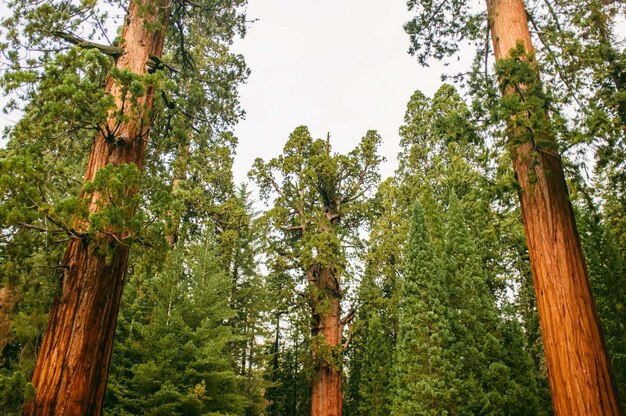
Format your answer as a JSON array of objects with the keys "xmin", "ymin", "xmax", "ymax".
[
  {"xmin": 23, "ymin": 1, "xmax": 171, "ymax": 414},
  {"xmin": 486, "ymin": 0, "xmax": 623, "ymax": 413},
  {"xmin": 309, "ymin": 265, "xmax": 342, "ymax": 416}
]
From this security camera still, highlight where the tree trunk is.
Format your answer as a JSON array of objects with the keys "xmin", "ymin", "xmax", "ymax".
[
  {"xmin": 23, "ymin": 1, "xmax": 171, "ymax": 414},
  {"xmin": 486, "ymin": 0, "xmax": 623, "ymax": 414},
  {"xmin": 166, "ymin": 137, "xmax": 190, "ymax": 248},
  {"xmin": 309, "ymin": 265, "xmax": 342, "ymax": 416},
  {"xmin": 0, "ymin": 283, "xmax": 20, "ymax": 354}
]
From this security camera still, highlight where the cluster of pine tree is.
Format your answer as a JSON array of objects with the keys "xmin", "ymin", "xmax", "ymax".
[{"xmin": 0, "ymin": 0, "xmax": 625, "ymax": 415}]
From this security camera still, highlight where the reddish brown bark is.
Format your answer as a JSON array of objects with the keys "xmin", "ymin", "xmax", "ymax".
[
  {"xmin": 487, "ymin": 0, "xmax": 623, "ymax": 414},
  {"xmin": 309, "ymin": 265, "xmax": 342, "ymax": 416},
  {"xmin": 23, "ymin": 1, "xmax": 171, "ymax": 414}
]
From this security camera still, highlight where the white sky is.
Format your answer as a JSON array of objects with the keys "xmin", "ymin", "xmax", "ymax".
[
  {"xmin": 0, "ymin": 1, "xmax": 448, "ymax": 188},
  {"xmin": 231, "ymin": 0, "xmax": 447, "ymax": 186}
]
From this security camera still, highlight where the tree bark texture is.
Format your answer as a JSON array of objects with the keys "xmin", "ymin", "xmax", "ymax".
[
  {"xmin": 487, "ymin": 0, "xmax": 623, "ymax": 414},
  {"xmin": 23, "ymin": 1, "xmax": 171, "ymax": 414},
  {"xmin": 309, "ymin": 265, "xmax": 342, "ymax": 416}
]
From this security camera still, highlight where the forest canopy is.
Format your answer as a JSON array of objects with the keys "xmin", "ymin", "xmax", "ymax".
[{"xmin": 0, "ymin": 0, "xmax": 625, "ymax": 415}]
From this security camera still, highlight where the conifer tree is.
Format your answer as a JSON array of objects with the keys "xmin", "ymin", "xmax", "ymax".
[
  {"xmin": 391, "ymin": 200, "xmax": 448, "ymax": 415},
  {"xmin": 250, "ymin": 126, "xmax": 382, "ymax": 416},
  {"xmin": 405, "ymin": 0, "xmax": 622, "ymax": 412},
  {"xmin": 105, "ymin": 233, "xmax": 248, "ymax": 415},
  {"xmin": 6, "ymin": 1, "xmax": 173, "ymax": 411},
  {"xmin": 345, "ymin": 179, "xmax": 404, "ymax": 416},
  {"xmin": 445, "ymin": 191, "xmax": 539, "ymax": 414},
  {"xmin": 1, "ymin": 0, "xmax": 249, "ymax": 412},
  {"xmin": 356, "ymin": 306, "xmax": 393, "ymax": 415}
]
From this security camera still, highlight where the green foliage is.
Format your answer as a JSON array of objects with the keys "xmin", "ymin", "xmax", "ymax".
[
  {"xmin": 391, "ymin": 196, "xmax": 541, "ymax": 415},
  {"xmin": 250, "ymin": 125, "xmax": 382, "ymax": 284},
  {"xmin": 0, "ymin": 370, "xmax": 34, "ymax": 411},
  {"xmin": 492, "ymin": 44, "xmax": 556, "ymax": 151},
  {"xmin": 356, "ymin": 295, "xmax": 394, "ymax": 415},
  {"xmin": 391, "ymin": 200, "xmax": 450, "ymax": 416},
  {"xmin": 0, "ymin": 0, "xmax": 254, "ymax": 414},
  {"xmin": 81, "ymin": 163, "xmax": 142, "ymax": 235},
  {"xmin": 406, "ymin": 0, "xmax": 626, "ymax": 409},
  {"xmin": 105, "ymin": 234, "xmax": 249, "ymax": 416},
  {"xmin": 371, "ymin": 86, "xmax": 549, "ymax": 415},
  {"xmin": 251, "ymin": 126, "xmax": 383, "ymax": 412},
  {"xmin": 404, "ymin": 0, "xmax": 484, "ymax": 66},
  {"xmin": 264, "ymin": 324, "xmax": 311, "ymax": 416}
]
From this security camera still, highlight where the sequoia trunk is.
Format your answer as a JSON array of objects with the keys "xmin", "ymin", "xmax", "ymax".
[
  {"xmin": 486, "ymin": 0, "xmax": 622, "ymax": 414},
  {"xmin": 23, "ymin": 1, "xmax": 170, "ymax": 414},
  {"xmin": 309, "ymin": 265, "xmax": 342, "ymax": 416}
]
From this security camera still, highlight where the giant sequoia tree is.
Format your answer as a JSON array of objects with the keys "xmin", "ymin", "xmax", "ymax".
[
  {"xmin": 23, "ymin": 1, "xmax": 172, "ymax": 412},
  {"xmin": 250, "ymin": 126, "xmax": 382, "ymax": 416},
  {"xmin": 406, "ymin": 0, "xmax": 622, "ymax": 413},
  {"xmin": 0, "ymin": 1, "xmax": 247, "ymax": 411},
  {"xmin": 1, "ymin": 0, "xmax": 251, "ymax": 412}
]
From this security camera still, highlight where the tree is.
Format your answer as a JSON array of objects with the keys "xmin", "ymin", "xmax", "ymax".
[
  {"xmin": 391, "ymin": 200, "xmax": 448, "ymax": 415},
  {"xmin": 344, "ymin": 178, "xmax": 404, "ymax": 416},
  {"xmin": 105, "ymin": 233, "xmax": 249, "ymax": 416},
  {"xmin": 392, "ymin": 196, "xmax": 539, "ymax": 415},
  {"xmin": 250, "ymin": 126, "xmax": 382, "ymax": 416},
  {"xmin": 264, "ymin": 314, "xmax": 311, "ymax": 416},
  {"xmin": 16, "ymin": 1, "xmax": 172, "ymax": 412},
  {"xmin": 406, "ymin": 0, "xmax": 622, "ymax": 412},
  {"xmin": 1, "ymin": 0, "xmax": 250, "ymax": 411},
  {"xmin": 0, "ymin": 47, "xmax": 105, "ymax": 413},
  {"xmin": 487, "ymin": 2, "xmax": 621, "ymax": 412},
  {"xmin": 357, "ymin": 310, "xmax": 393, "ymax": 416}
]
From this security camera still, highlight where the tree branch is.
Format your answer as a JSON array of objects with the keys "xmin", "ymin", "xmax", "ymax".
[
  {"xmin": 342, "ymin": 323, "xmax": 353, "ymax": 350},
  {"xmin": 341, "ymin": 307, "xmax": 356, "ymax": 326},
  {"xmin": 52, "ymin": 31, "xmax": 124, "ymax": 58}
]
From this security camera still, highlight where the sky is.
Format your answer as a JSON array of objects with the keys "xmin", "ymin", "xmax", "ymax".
[
  {"xmin": 230, "ymin": 0, "xmax": 447, "ymax": 186},
  {"xmin": 0, "ymin": 0, "xmax": 448, "ymax": 187}
]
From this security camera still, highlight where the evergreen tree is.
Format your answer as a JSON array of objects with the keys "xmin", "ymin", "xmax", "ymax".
[
  {"xmin": 105, "ymin": 233, "xmax": 248, "ymax": 415},
  {"xmin": 264, "ymin": 318, "xmax": 311, "ymax": 416},
  {"xmin": 250, "ymin": 126, "xmax": 382, "ymax": 416},
  {"xmin": 345, "ymin": 179, "xmax": 403, "ymax": 416},
  {"xmin": 357, "ymin": 309, "xmax": 393, "ymax": 416},
  {"xmin": 0, "ymin": 46, "xmax": 111, "ymax": 415},
  {"xmin": 391, "ymin": 200, "xmax": 449, "ymax": 415},
  {"xmin": 392, "ymin": 196, "xmax": 541, "ymax": 416},
  {"xmin": 444, "ymin": 192, "xmax": 539, "ymax": 415},
  {"xmin": 0, "ymin": 0, "xmax": 250, "ymax": 412},
  {"xmin": 406, "ymin": 0, "xmax": 622, "ymax": 412}
]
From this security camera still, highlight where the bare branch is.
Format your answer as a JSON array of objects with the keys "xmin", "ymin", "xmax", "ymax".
[
  {"xmin": 52, "ymin": 31, "xmax": 124, "ymax": 58},
  {"xmin": 341, "ymin": 307, "xmax": 356, "ymax": 326},
  {"xmin": 342, "ymin": 323, "xmax": 353, "ymax": 350}
]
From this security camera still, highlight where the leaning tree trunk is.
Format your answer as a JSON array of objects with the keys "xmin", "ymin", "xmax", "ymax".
[
  {"xmin": 309, "ymin": 264, "xmax": 342, "ymax": 416},
  {"xmin": 23, "ymin": 1, "xmax": 170, "ymax": 414},
  {"xmin": 486, "ymin": 0, "xmax": 623, "ymax": 414}
]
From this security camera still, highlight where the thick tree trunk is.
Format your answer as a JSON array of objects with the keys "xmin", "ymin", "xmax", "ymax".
[
  {"xmin": 487, "ymin": 0, "xmax": 623, "ymax": 414},
  {"xmin": 23, "ymin": 1, "xmax": 171, "ymax": 414},
  {"xmin": 309, "ymin": 265, "xmax": 342, "ymax": 416}
]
